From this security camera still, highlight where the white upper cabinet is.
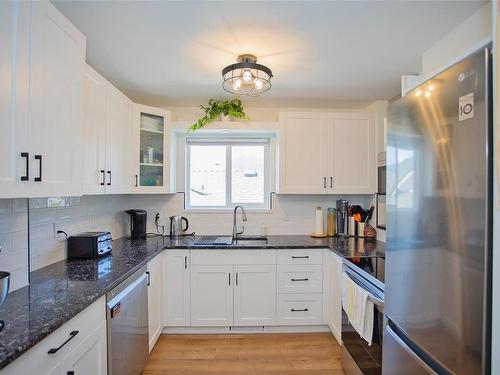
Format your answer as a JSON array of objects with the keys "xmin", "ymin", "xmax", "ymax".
[
  {"xmin": 278, "ymin": 112, "xmax": 375, "ymax": 194},
  {"xmin": 82, "ymin": 65, "xmax": 133, "ymax": 195},
  {"xmin": 104, "ymin": 84, "xmax": 133, "ymax": 194},
  {"xmin": 82, "ymin": 66, "xmax": 107, "ymax": 194},
  {"xmin": 29, "ymin": 0, "xmax": 86, "ymax": 197},
  {"xmin": 330, "ymin": 113, "xmax": 375, "ymax": 193},
  {"xmin": 132, "ymin": 104, "xmax": 173, "ymax": 193},
  {"xmin": 278, "ymin": 113, "xmax": 330, "ymax": 194},
  {"xmin": 0, "ymin": 1, "xmax": 30, "ymax": 199},
  {"xmin": 0, "ymin": 0, "xmax": 85, "ymax": 198}
]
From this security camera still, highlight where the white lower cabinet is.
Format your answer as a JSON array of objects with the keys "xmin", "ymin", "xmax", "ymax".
[
  {"xmin": 147, "ymin": 253, "xmax": 164, "ymax": 352},
  {"xmin": 61, "ymin": 321, "xmax": 107, "ymax": 375},
  {"xmin": 164, "ymin": 250, "xmax": 190, "ymax": 326},
  {"xmin": 277, "ymin": 293, "xmax": 322, "ymax": 325},
  {"xmin": 233, "ymin": 265, "xmax": 276, "ymax": 326},
  {"xmin": 329, "ymin": 252, "xmax": 343, "ymax": 343},
  {"xmin": 0, "ymin": 297, "xmax": 107, "ymax": 375},
  {"xmin": 190, "ymin": 265, "xmax": 233, "ymax": 327}
]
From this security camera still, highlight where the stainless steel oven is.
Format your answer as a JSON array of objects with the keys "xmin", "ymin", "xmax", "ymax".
[{"xmin": 342, "ymin": 257, "xmax": 385, "ymax": 375}]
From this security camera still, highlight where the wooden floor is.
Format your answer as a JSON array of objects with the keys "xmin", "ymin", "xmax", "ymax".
[{"xmin": 143, "ymin": 333, "xmax": 344, "ymax": 375}]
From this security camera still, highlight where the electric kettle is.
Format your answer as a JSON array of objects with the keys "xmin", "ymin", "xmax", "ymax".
[{"xmin": 169, "ymin": 216, "xmax": 189, "ymax": 237}]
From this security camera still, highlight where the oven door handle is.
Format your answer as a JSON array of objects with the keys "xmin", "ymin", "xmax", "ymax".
[{"xmin": 344, "ymin": 271, "xmax": 384, "ymax": 309}]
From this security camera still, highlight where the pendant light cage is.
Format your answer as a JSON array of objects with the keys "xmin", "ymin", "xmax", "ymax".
[{"xmin": 222, "ymin": 54, "xmax": 273, "ymax": 96}]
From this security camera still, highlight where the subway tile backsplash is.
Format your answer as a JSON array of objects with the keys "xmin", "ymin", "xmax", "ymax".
[{"xmin": 0, "ymin": 199, "xmax": 29, "ymax": 291}]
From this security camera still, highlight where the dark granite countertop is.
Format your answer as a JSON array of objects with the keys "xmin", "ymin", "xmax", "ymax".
[{"xmin": 0, "ymin": 235, "xmax": 383, "ymax": 369}]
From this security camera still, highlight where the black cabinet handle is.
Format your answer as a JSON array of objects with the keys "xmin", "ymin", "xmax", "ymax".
[
  {"xmin": 236, "ymin": 273, "xmax": 238, "ymax": 286},
  {"xmin": 67, "ymin": 372, "xmax": 74, "ymax": 375},
  {"xmin": 184, "ymin": 256, "xmax": 187, "ymax": 269},
  {"xmin": 228, "ymin": 273, "xmax": 231, "ymax": 286},
  {"xmin": 20, "ymin": 152, "xmax": 29, "ymax": 181},
  {"xmin": 100, "ymin": 170, "xmax": 105, "ymax": 186},
  {"xmin": 292, "ymin": 256, "xmax": 309, "ymax": 259},
  {"xmin": 34, "ymin": 155, "xmax": 42, "ymax": 182},
  {"xmin": 47, "ymin": 330, "xmax": 79, "ymax": 354},
  {"xmin": 107, "ymin": 171, "xmax": 112, "ymax": 186},
  {"xmin": 291, "ymin": 308, "xmax": 309, "ymax": 312},
  {"xmin": 135, "ymin": 174, "xmax": 138, "ymax": 187},
  {"xmin": 146, "ymin": 271, "xmax": 151, "ymax": 286},
  {"xmin": 291, "ymin": 278, "xmax": 309, "ymax": 282},
  {"xmin": 330, "ymin": 177, "xmax": 333, "ymax": 188},
  {"xmin": 323, "ymin": 177, "xmax": 326, "ymax": 188}
]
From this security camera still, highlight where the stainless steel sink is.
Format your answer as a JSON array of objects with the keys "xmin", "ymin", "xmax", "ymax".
[{"xmin": 233, "ymin": 237, "xmax": 269, "ymax": 246}]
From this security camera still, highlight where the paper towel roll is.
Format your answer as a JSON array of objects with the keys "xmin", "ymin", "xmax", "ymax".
[{"xmin": 315, "ymin": 207, "xmax": 324, "ymax": 234}]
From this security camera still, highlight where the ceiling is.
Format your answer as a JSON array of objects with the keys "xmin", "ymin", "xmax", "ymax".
[{"xmin": 53, "ymin": 1, "xmax": 485, "ymax": 108}]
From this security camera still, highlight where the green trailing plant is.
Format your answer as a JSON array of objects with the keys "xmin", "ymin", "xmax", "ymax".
[{"xmin": 189, "ymin": 99, "xmax": 249, "ymax": 131}]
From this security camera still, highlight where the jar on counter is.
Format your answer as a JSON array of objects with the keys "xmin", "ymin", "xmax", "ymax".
[{"xmin": 327, "ymin": 207, "xmax": 336, "ymax": 237}]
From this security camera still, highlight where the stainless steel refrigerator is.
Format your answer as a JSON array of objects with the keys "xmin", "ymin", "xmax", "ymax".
[{"xmin": 383, "ymin": 47, "xmax": 492, "ymax": 374}]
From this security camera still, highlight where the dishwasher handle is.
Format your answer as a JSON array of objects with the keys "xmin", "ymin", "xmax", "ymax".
[{"xmin": 107, "ymin": 272, "xmax": 148, "ymax": 315}]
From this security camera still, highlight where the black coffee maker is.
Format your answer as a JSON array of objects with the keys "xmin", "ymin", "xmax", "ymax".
[{"xmin": 125, "ymin": 209, "xmax": 147, "ymax": 238}]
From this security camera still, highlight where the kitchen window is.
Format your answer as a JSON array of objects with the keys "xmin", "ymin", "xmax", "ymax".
[{"xmin": 185, "ymin": 139, "xmax": 271, "ymax": 210}]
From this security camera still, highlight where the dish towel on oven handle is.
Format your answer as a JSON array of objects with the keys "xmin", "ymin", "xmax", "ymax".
[{"xmin": 342, "ymin": 272, "xmax": 374, "ymax": 346}]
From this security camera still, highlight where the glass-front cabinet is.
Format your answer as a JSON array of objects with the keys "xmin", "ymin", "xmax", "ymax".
[{"xmin": 133, "ymin": 104, "xmax": 173, "ymax": 193}]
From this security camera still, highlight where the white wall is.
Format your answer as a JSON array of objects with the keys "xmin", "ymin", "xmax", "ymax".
[{"xmin": 422, "ymin": 3, "xmax": 492, "ymax": 78}]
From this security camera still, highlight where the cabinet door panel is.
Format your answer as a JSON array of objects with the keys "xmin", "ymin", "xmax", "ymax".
[
  {"xmin": 105, "ymin": 85, "xmax": 133, "ymax": 194},
  {"xmin": 190, "ymin": 265, "xmax": 233, "ymax": 326},
  {"xmin": 82, "ymin": 66, "xmax": 106, "ymax": 194},
  {"xmin": 165, "ymin": 250, "xmax": 190, "ymax": 326},
  {"xmin": 29, "ymin": 0, "xmax": 85, "ymax": 197},
  {"xmin": 61, "ymin": 321, "xmax": 107, "ymax": 375},
  {"xmin": 233, "ymin": 265, "xmax": 276, "ymax": 326},
  {"xmin": 279, "ymin": 114, "xmax": 329, "ymax": 193},
  {"xmin": 133, "ymin": 104, "xmax": 172, "ymax": 193},
  {"xmin": 331, "ymin": 114, "xmax": 375, "ymax": 193},
  {"xmin": 147, "ymin": 253, "xmax": 164, "ymax": 351},
  {"xmin": 0, "ymin": 1, "xmax": 30, "ymax": 198}
]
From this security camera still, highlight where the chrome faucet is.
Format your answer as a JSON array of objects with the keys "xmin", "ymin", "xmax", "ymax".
[{"xmin": 232, "ymin": 205, "xmax": 247, "ymax": 242}]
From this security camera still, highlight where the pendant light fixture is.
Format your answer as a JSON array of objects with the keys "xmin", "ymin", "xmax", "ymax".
[{"xmin": 222, "ymin": 54, "xmax": 273, "ymax": 96}]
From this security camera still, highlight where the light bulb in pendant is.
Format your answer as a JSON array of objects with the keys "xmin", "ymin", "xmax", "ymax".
[
  {"xmin": 233, "ymin": 79, "xmax": 241, "ymax": 91},
  {"xmin": 242, "ymin": 69, "xmax": 253, "ymax": 82},
  {"xmin": 254, "ymin": 79, "xmax": 263, "ymax": 90}
]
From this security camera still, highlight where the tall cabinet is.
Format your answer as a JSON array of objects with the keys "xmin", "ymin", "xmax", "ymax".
[
  {"xmin": 0, "ymin": 0, "xmax": 86, "ymax": 198},
  {"xmin": 132, "ymin": 104, "xmax": 173, "ymax": 193},
  {"xmin": 278, "ymin": 112, "xmax": 375, "ymax": 194},
  {"xmin": 82, "ymin": 65, "xmax": 133, "ymax": 195}
]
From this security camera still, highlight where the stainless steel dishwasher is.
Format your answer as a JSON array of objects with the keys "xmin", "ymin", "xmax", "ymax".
[{"xmin": 106, "ymin": 266, "xmax": 149, "ymax": 375}]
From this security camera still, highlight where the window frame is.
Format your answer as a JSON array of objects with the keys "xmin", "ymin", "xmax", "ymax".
[{"xmin": 185, "ymin": 138, "xmax": 271, "ymax": 211}]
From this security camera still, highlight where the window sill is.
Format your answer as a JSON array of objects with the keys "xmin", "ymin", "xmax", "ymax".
[{"xmin": 183, "ymin": 208, "xmax": 273, "ymax": 214}]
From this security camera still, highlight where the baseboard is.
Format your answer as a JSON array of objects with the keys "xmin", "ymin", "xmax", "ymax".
[{"xmin": 162, "ymin": 325, "xmax": 330, "ymax": 334}]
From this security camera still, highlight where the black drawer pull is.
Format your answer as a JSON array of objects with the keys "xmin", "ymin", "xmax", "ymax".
[
  {"xmin": 100, "ymin": 170, "xmax": 105, "ymax": 186},
  {"xmin": 291, "ymin": 308, "xmax": 309, "ymax": 312},
  {"xmin": 291, "ymin": 256, "xmax": 309, "ymax": 259},
  {"xmin": 67, "ymin": 372, "xmax": 75, "ymax": 375},
  {"xmin": 48, "ymin": 330, "xmax": 79, "ymax": 354},
  {"xmin": 34, "ymin": 155, "xmax": 42, "ymax": 182},
  {"xmin": 291, "ymin": 278, "xmax": 309, "ymax": 282},
  {"xmin": 107, "ymin": 170, "xmax": 112, "ymax": 186},
  {"xmin": 146, "ymin": 271, "xmax": 151, "ymax": 286},
  {"xmin": 21, "ymin": 152, "xmax": 29, "ymax": 181}
]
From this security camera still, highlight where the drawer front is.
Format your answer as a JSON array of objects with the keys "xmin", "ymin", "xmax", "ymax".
[
  {"xmin": 277, "ymin": 293, "xmax": 322, "ymax": 325},
  {"xmin": 0, "ymin": 296, "xmax": 106, "ymax": 375},
  {"xmin": 191, "ymin": 249, "xmax": 276, "ymax": 265},
  {"xmin": 277, "ymin": 265, "xmax": 323, "ymax": 294},
  {"xmin": 277, "ymin": 249, "xmax": 323, "ymax": 265}
]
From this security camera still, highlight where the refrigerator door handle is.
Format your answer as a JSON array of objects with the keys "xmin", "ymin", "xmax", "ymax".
[{"xmin": 386, "ymin": 323, "xmax": 437, "ymax": 375}]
